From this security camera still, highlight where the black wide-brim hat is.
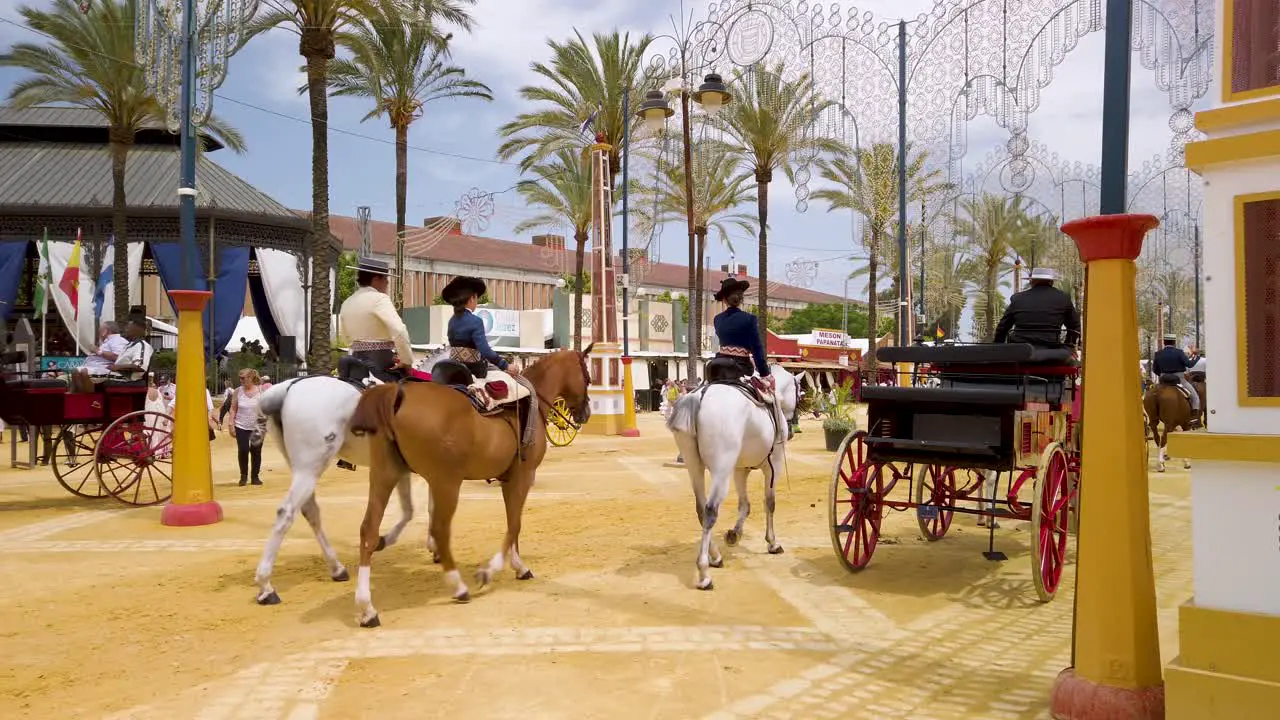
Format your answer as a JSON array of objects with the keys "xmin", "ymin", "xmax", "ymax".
[
  {"xmin": 713, "ymin": 277, "xmax": 750, "ymax": 301},
  {"xmin": 348, "ymin": 256, "xmax": 392, "ymax": 276},
  {"xmin": 441, "ymin": 276, "xmax": 487, "ymax": 305}
]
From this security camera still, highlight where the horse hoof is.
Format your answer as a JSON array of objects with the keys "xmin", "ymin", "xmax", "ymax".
[
  {"xmin": 360, "ymin": 614, "xmax": 381, "ymax": 629},
  {"xmin": 375, "ymin": 536, "xmax": 387, "ymax": 552},
  {"xmin": 475, "ymin": 569, "xmax": 492, "ymax": 588},
  {"xmin": 724, "ymin": 529, "xmax": 740, "ymax": 546},
  {"xmin": 432, "ymin": 553, "xmax": 441, "ymax": 564},
  {"xmin": 256, "ymin": 591, "xmax": 281, "ymax": 606},
  {"xmin": 516, "ymin": 569, "xmax": 534, "ymax": 581},
  {"xmin": 696, "ymin": 580, "xmax": 714, "ymax": 591},
  {"xmin": 454, "ymin": 591, "xmax": 471, "ymax": 604},
  {"xmin": 768, "ymin": 545, "xmax": 785, "ymax": 555},
  {"xmin": 332, "ymin": 569, "xmax": 350, "ymax": 582},
  {"xmin": 709, "ymin": 558, "xmax": 724, "ymax": 569}
]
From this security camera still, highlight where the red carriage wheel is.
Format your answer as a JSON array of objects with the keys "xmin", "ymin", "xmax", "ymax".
[
  {"xmin": 1031, "ymin": 442, "xmax": 1071, "ymax": 602},
  {"xmin": 829, "ymin": 431, "xmax": 885, "ymax": 572},
  {"xmin": 912, "ymin": 464, "xmax": 956, "ymax": 540},
  {"xmin": 49, "ymin": 424, "xmax": 110, "ymax": 499},
  {"xmin": 95, "ymin": 410, "xmax": 175, "ymax": 506}
]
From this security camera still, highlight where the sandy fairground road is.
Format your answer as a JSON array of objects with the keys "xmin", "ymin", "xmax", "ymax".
[{"xmin": 0, "ymin": 412, "xmax": 1192, "ymax": 720}]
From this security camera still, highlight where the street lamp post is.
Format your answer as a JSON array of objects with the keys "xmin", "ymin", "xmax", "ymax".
[
  {"xmin": 135, "ymin": 0, "xmax": 256, "ymax": 528},
  {"xmin": 636, "ymin": 72, "xmax": 731, "ymax": 381}
]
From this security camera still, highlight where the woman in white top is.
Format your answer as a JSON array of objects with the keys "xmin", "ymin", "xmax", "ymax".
[{"xmin": 225, "ymin": 368, "xmax": 265, "ymax": 486}]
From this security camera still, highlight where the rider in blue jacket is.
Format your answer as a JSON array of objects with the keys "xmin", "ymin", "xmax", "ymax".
[
  {"xmin": 442, "ymin": 276, "xmax": 508, "ymax": 379},
  {"xmin": 711, "ymin": 277, "xmax": 773, "ymax": 389},
  {"xmin": 1151, "ymin": 333, "xmax": 1200, "ymax": 423}
]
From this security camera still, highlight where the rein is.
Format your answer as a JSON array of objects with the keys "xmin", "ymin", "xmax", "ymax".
[{"xmin": 525, "ymin": 349, "xmax": 592, "ymax": 427}]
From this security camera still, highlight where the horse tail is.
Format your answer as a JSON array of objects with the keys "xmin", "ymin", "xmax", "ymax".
[
  {"xmin": 250, "ymin": 380, "xmax": 291, "ymax": 452},
  {"xmin": 350, "ymin": 384, "xmax": 400, "ymax": 439},
  {"xmin": 666, "ymin": 390, "xmax": 701, "ymax": 436}
]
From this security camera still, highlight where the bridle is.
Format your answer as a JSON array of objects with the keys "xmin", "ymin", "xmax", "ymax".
[{"xmin": 531, "ymin": 349, "xmax": 593, "ymax": 426}]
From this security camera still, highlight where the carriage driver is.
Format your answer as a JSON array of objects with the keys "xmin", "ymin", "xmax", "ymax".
[
  {"xmin": 443, "ymin": 276, "xmax": 508, "ymax": 379},
  {"xmin": 992, "ymin": 267, "xmax": 1082, "ymax": 351},
  {"xmin": 338, "ymin": 256, "xmax": 416, "ymax": 382},
  {"xmin": 711, "ymin": 277, "xmax": 774, "ymax": 391},
  {"xmin": 1151, "ymin": 334, "xmax": 1201, "ymax": 424}
]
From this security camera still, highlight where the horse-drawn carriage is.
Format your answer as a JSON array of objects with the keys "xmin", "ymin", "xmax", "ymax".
[
  {"xmin": 545, "ymin": 397, "xmax": 580, "ymax": 447},
  {"xmin": 1, "ymin": 375, "xmax": 175, "ymax": 506},
  {"xmin": 829, "ymin": 343, "xmax": 1081, "ymax": 602}
]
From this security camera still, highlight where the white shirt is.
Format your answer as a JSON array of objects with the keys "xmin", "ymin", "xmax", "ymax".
[
  {"xmin": 1190, "ymin": 357, "xmax": 1206, "ymax": 374},
  {"xmin": 338, "ymin": 286, "xmax": 416, "ymax": 364},
  {"xmin": 112, "ymin": 339, "xmax": 154, "ymax": 381},
  {"xmin": 84, "ymin": 333, "xmax": 130, "ymax": 375}
]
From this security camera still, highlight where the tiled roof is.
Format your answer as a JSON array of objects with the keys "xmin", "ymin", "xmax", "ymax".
[{"xmin": 322, "ymin": 213, "xmax": 852, "ymax": 306}]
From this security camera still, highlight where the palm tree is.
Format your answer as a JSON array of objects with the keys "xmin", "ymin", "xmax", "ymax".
[
  {"xmin": 712, "ymin": 63, "xmax": 845, "ymax": 342},
  {"xmin": 811, "ymin": 142, "xmax": 949, "ymax": 366},
  {"xmin": 922, "ymin": 236, "xmax": 972, "ymax": 337},
  {"xmin": 632, "ymin": 147, "xmax": 757, "ymax": 356},
  {"xmin": 249, "ymin": 0, "xmax": 477, "ymax": 372},
  {"xmin": 1, "ymin": 0, "xmax": 246, "ymax": 317},
  {"xmin": 512, "ymin": 150, "xmax": 592, "ymax": 350},
  {"xmin": 324, "ymin": 16, "xmax": 491, "ymax": 310},
  {"xmin": 498, "ymin": 30, "xmax": 653, "ymax": 187},
  {"xmin": 956, "ymin": 193, "xmax": 1033, "ymax": 338}
]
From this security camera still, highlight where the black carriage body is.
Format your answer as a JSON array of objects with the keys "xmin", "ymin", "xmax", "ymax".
[{"xmin": 862, "ymin": 344, "xmax": 1078, "ymax": 471}]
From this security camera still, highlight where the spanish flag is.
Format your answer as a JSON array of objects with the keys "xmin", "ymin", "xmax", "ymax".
[
  {"xmin": 58, "ymin": 228, "xmax": 83, "ymax": 319},
  {"xmin": 935, "ymin": 325, "xmax": 945, "ymax": 339}
]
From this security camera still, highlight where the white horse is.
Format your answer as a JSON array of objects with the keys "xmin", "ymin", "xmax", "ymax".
[
  {"xmin": 666, "ymin": 364, "xmax": 799, "ymax": 590},
  {"xmin": 249, "ymin": 349, "xmax": 449, "ymax": 605}
]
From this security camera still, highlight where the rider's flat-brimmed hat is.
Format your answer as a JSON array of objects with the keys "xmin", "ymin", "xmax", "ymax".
[
  {"xmin": 1029, "ymin": 267, "xmax": 1056, "ymax": 281},
  {"xmin": 349, "ymin": 256, "xmax": 392, "ymax": 276},
  {"xmin": 441, "ymin": 276, "xmax": 487, "ymax": 306},
  {"xmin": 1163, "ymin": 333, "xmax": 1177, "ymax": 341},
  {"xmin": 713, "ymin": 277, "xmax": 750, "ymax": 301}
]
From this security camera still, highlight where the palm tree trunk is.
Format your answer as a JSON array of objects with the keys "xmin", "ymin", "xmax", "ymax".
[
  {"xmin": 756, "ymin": 169, "xmax": 771, "ymax": 345},
  {"xmin": 394, "ymin": 122, "xmax": 408, "ymax": 311},
  {"xmin": 866, "ymin": 232, "xmax": 879, "ymax": 371},
  {"xmin": 108, "ymin": 135, "xmax": 131, "ymax": 319},
  {"xmin": 302, "ymin": 31, "xmax": 336, "ymax": 373},
  {"xmin": 573, "ymin": 229, "xmax": 587, "ymax": 351},
  {"xmin": 694, "ymin": 227, "xmax": 706, "ymax": 357},
  {"xmin": 985, "ymin": 264, "xmax": 999, "ymax": 341}
]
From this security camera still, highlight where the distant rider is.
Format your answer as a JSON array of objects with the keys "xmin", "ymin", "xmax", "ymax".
[
  {"xmin": 1151, "ymin": 333, "xmax": 1201, "ymax": 426},
  {"xmin": 338, "ymin": 256, "xmax": 416, "ymax": 382},
  {"xmin": 442, "ymin": 276, "xmax": 508, "ymax": 379},
  {"xmin": 992, "ymin": 267, "xmax": 1081, "ymax": 350},
  {"xmin": 711, "ymin": 277, "xmax": 774, "ymax": 392}
]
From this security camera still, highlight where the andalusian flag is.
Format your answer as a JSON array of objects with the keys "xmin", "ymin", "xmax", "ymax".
[
  {"xmin": 58, "ymin": 228, "xmax": 83, "ymax": 320},
  {"xmin": 32, "ymin": 228, "xmax": 52, "ymax": 317},
  {"xmin": 935, "ymin": 325, "xmax": 945, "ymax": 339}
]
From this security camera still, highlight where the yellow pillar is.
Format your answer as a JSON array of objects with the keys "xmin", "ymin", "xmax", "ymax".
[
  {"xmin": 1051, "ymin": 215, "xmax": 1163, "ymax": 718},
  {"xmin": 160, "ymin": 290, "xmax": 222, "ymax": 527},
  {"xmin": 620, "ymin": 356, "xmax": 640, "ymax": 437}
]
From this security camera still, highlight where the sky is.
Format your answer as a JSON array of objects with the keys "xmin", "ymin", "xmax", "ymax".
[{"xmin": 0, "ymin": 0, "xmax": 1209, "ymax": 313}]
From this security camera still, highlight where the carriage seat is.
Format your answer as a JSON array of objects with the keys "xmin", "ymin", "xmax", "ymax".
[
  {"xmin": 5, "ymin": 377, "xmax": 68, "ymax": 389},
  {"xmin": 877, "ymin": 343, "xmax": 1074, "ymax": 366},
  {"xmin": 860, "ymin": 384, "xmax": 1026, "ymax": 407}
]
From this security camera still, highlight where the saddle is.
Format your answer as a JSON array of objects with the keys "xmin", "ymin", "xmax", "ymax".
[
  {"xmin": 704, "ymin": 357, "xmax": 775, "ymax": 405},
  {"xmin": 1155, "ymin": 373, "xmax": 1193, "ymax": 403},
  {"xmin": 431, "ymin": 360, "xmax": 537, "ymax": 454}
]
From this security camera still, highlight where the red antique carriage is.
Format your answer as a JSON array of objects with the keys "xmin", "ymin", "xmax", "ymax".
[
  {"xmin": 1, "ymin": 376, "xmax": 175, "ymax": 506},
  {"xmin": 829, "ymin": 343, "xmax": 1082, "ymax": 602}
]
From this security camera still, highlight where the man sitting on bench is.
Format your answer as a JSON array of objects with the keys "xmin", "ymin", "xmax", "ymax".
[
  {"xmin": 106, "ymin": 317, "xmax": 153, "ymax": 384},
  {"xmin": 992, "ymin": 267, "xmax": 1081, "ymax": 352}
]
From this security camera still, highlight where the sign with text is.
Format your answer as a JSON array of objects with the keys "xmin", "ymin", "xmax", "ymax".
[
  {"xmin": 39, "ymin": 356, "xmax": 85, "ymax": 372},
  {"xmin": 810, "ymin": 329, "xmax": 848, "ymax": 348},
  {"xmin": 476, "ymin": 308, "xmax": 520, "ymax": 339}
]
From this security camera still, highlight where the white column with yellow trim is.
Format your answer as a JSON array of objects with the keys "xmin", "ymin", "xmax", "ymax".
[{"xmin": 1166, "ymin": 2, "xmax": 1280, "ymax": 716}]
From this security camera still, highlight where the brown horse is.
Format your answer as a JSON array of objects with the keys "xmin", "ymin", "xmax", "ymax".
[
  {"xmin": 347, "ymin": 346, "xmax": 593, "ymax": 627},
  {"xmin": 1143, "ymin": 380, "xmax": 1194, "ymax": 472}
]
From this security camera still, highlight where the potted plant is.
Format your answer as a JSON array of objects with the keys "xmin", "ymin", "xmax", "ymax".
[{"xmin": 820, "ymin": 380, "xmax": 857, "ymax": 451}]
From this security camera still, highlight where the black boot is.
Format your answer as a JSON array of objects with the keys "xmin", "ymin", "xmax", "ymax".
[
  {"xmin": 251, "ymin": 476, "xmax": 263, "ymax": 486},
  {"xmin": 239, "ymin": 475, "xmax": 248, "ymax": 486}
]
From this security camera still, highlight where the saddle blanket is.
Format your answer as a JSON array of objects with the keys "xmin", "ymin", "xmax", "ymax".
[{"xmin": 466, "ymin": 370, "xmax": 533, "ymax": 413}]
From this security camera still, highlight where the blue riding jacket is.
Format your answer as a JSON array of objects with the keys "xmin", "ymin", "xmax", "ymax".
[
  {"xmin": 447, "ymin": 310, "xmax": 508, "ymax": 371},
  {"xmin": 1151, "ymin": 345, "xmax": 1193, "ymax": 376},
  {"xmin": 713, "ymin": 306, "xmax": 770, "ymax": 376}
]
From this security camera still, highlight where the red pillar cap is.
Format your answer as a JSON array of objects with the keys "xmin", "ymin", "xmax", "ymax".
[
  {"xmin": 168, "ymin": 289, "xmax": 213, "ymax": 312},
  {"xmin": 1061, "ymin": 214, "xmax": 1160, "ymax": 263}
]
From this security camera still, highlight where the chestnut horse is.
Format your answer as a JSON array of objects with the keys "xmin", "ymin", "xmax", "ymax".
[
  {"xmin": 347, "ymin": 346, "xmax": 593, "ymax": 627},
  {"xmin": 1143, "ymin": 381, "xmax": 1193, "ymax": 472}
]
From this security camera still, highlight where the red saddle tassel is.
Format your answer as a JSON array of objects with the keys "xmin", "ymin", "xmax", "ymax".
[
  {"xmin": 406, "ymin": 368, "xmax": 432, "ymax": 382},
  {"xmin": 485, "ymin": 381, "xmax": 509, "ymax": 399}
]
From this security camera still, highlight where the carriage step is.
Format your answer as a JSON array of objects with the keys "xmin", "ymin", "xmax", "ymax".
[{"xmin": 983, "ymin": 551, "xmax": 1008, "ymax": 561}]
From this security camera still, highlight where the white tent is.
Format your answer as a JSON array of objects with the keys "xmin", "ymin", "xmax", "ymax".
[{"xmin": 224, "ymin": 316, "xmax": 267, "ymax": 353}]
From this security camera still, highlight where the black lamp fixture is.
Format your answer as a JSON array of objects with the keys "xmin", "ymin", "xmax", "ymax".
[
  {"xmin": 692, "ymin": 72, "xmax": 732, "ymax": 115},
  {"xmin": 637, "ymin": 90, "xmax": 674, "ymax": 132}
]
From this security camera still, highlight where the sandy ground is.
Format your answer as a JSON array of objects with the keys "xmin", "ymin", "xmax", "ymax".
[{"xmin": 0, "ymin": 412, "xmax": 1192, "ymax": 720}]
